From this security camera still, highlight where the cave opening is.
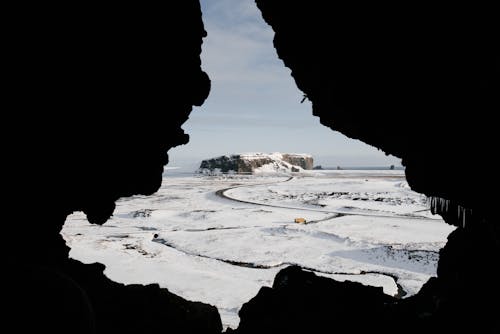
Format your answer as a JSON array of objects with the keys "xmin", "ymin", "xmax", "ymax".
[
  {"xmin": 61, "ymin": 0, "xmax": 458, "ymax": 331},
  {"xmin": 7, "ymin": 0, "xmax": 497, "ymax": 332}
]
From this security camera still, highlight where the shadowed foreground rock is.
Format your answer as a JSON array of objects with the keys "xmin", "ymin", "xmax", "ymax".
[{"xmin": 227, "ymin": 266, "xmax": 395, "ymax": 334}]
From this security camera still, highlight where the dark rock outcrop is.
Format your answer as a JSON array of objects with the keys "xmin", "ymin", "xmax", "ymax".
[
  {"xmin": 7, "ymin": 2, "xmax": 221, "ymax": 333},
  {"xmin": 227, "ymin": 266, "xmax": 395, "ymax": 334},
  {"xmin": 200, "ymin": 155, "xmax": 250, "ymax": 173},
  {"xmin": 199, "ymin": 153, "xmax": 313, "ymax": 173},
  {"xmin": 282, "ymin": 154, "xmax": 313, "ymax": 170}
]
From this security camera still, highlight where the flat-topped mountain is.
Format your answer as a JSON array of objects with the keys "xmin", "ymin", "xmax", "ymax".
[{"xmin": 199, "ymin": 152, "xmax": 313, "ymax": 174}]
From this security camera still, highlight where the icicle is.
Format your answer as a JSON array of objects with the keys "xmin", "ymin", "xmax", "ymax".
[
  {"xmin": 462, "ymin": 208, "xmax": 466, "ymax": 228},
  {"xmin": 428, "ymin": 196, "xmax": 471, "ymax": 228}
]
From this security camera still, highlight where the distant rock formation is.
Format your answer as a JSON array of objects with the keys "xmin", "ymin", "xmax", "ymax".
[{"xmin": 199, "ymin": 153, "xmax": 313, "ymax": 174}]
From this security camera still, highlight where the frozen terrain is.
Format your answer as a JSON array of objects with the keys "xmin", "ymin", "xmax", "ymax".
[{"xmin": 62, "ymin": 169, "xmax": 454, "ymax": 329}]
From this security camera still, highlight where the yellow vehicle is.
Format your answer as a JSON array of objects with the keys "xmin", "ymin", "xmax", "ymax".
[{"xmin": 294, "ymin": 218, "xmax": 307, "ymax": 224}]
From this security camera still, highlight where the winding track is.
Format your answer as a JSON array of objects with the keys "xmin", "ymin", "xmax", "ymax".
[{"xmin": 215, "ymin": 176, "xmax": 435, "ymax": 221}]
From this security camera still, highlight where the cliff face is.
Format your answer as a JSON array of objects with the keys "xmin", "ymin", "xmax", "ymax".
[
  {"xmin": 199, "ymin": 153, "xmax": 313, "ymax": 174},
  {"xmin": 282, "ymin": 154, "xmax": 313, "ymax": 170}
]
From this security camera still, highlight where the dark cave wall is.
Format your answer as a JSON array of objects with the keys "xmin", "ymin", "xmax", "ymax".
[
  {"xmin": 6, "ymin": 1, "xmax": 499, "ymax": 333},
  {"xmin": 255, "ymin": 1, "xmax": 499, "ymax": 221},
  {"xmin": 242, "ymin": 1, "xmax": 499, "ymax": 332},
  {"xmin": 7, "ymin": 2, "xmax": 221, "ymax": 333},
  {"xmin": 11, "ymin": 3, "xmax": 212, "ymax": 260}
]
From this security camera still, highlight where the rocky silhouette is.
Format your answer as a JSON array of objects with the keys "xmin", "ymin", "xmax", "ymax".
[
  {"xmin": 5, "ymin": 1, "xmax": 499, "ymax": 333},
  {"xmin": 6, "ymin": 2, "xmax": 220, "ymax": 333}
]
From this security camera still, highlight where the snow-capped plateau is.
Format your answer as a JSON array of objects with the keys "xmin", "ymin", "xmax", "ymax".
[{"xmin": 198, "ymin": 152, "xmax": 314, "ymax": 174}]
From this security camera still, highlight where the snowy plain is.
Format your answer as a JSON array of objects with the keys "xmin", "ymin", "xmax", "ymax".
[{"xmin": 62, "ymin": 169, "xmax": 454, "ymax": 329}]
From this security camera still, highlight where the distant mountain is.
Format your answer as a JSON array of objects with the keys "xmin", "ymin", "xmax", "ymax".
[{"xmin": 198, "ymin": 152, "xmax": 313, "ymax": 174}]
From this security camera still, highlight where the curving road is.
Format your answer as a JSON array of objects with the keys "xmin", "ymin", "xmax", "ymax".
[{"xmin": 215, "ymin": 176, "xmax": 435, "ymax": 221}]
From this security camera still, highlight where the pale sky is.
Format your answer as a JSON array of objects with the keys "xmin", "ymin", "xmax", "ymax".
[{"xmin": 168, "ymin": 0, "xmax": 401, "ymax": 170}]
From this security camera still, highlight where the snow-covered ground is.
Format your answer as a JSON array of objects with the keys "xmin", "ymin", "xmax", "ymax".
[{"xmin": 62, "ymin": 170, "xmax": 454, "ymax": 329}]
